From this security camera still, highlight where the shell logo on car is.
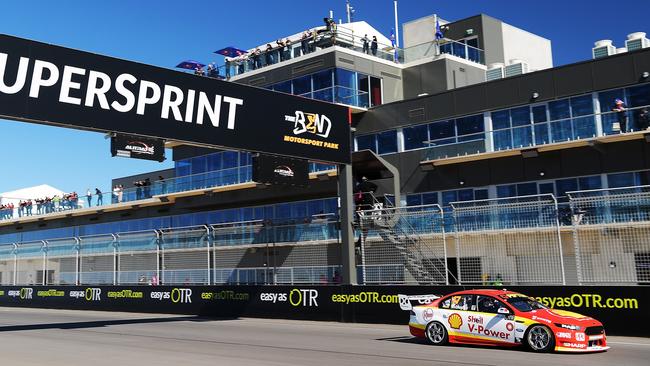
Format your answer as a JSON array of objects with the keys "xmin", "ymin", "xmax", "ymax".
[{"xmin": 448, "ymin": 313, "xmax": 463, "ymax": 329}]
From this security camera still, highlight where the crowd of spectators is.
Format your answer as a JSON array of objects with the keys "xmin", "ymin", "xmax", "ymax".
[
  {"xmin": 222, "ymin": 18, "xmax": 384, "ymax": 77},
  {"xmin": 0, "ymin": 192, "xmax": 86, "ymax": 219}
]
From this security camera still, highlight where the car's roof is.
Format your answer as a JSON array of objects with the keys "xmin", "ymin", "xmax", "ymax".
[{"xmin": 444, "ymin": 289, "xmax": 523, "ymax": 296}]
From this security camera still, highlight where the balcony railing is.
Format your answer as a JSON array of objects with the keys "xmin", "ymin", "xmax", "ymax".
[
  {"xmin": 422, "ymin": 104, "xmax": 650, "ymax": 162},
  {"xmin": 299, "ymin": 85, "xmax": 370, "ymax": 108},
  {"xmin": 403, "ymin": 39, "xmax": 485, "ymax": 64}
]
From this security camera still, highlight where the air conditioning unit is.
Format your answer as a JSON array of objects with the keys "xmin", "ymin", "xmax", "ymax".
[
  {"xmin": 504, "ymin": 59, "xmax": 528, "ymax": 78},
  {"xmin": 486, "ymin": 63, "xmax": 504, "ymax": 81},
  {"xmin": 625, "ymin": 32, "xmax": 649, "ymax": 52},
  {"xmin": 592, "ymin": 40, "xmax": 616, "ymax": 59}
]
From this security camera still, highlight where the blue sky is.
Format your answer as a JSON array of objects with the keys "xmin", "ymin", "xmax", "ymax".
[{"xmin": 0, "ymin": 0, "xmax": 648, "ymax": 194}]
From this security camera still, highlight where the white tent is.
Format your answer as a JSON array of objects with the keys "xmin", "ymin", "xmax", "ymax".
[{"xmin": 0, "ymin": 184, "xmax": 66, "ymax": 206}]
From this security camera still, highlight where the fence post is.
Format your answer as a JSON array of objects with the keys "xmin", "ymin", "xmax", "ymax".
[
  {"xmin": 450, "ymin": 203, "xmax": 462, "ymax": 285},
  {"xmin": 112, "ymin": 234, "xmax": 118, "ymax": 285},
  {"xmin": 567, "ymin": 193, "xmax": 583, "ymax": 285},
  {"xmin": 75, "ymin": 237, "xmax": 80, "ymax": 285},
  {"xmin": 155, "ymin": 230, "xmax": 161, "ymax": 285},
  {"xmin": 41, "ymin": 240, "xmax": 47, "ymax": 285},
  {"xmin": 439, "ymin": 205, "xmax": 450, "ymax": 285},
  {"xmin": 204, "ymin": 225, "xmax": 211, "ymax": 285},
  {"xmin": 12, "ymin": 243, "xmax": 17, "ymax": 286},
  {"xmin": 551, "ymin": 195, "xmax": 567, "ymax": 285}
]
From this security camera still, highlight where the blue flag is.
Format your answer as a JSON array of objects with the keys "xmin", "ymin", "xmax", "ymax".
[{"xmin": 435, "ymin": 19, "xmax": 444, "ymax": 40}]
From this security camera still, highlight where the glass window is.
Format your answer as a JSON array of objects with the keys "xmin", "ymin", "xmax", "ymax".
[
  {"xmin": 175, "ymin": 159, "xmax": 191, "ymax": 177},
  {"xmin": 492, "ymin": 110, "xmax": 512, "ymax": 150},
  {"xmin": 511, "ymin": 106, "xmax": 532, "ymax": 147},
  {"xmin": 191, "ymin": 156, "xmax": 207, "ymax": 174},
  {"xmin": 429, "ymin": 120, "xmax": 455, "ymax": 145},
  {"xmin": 474, "ymin": 189, "xmax": 488, "ymax": 200},
  {"xmin": 627, "ymin": 84, "xmax": 650, "ymax": 131},
  {"xmin": 335, "ymin": 68, "xmax": 356, "ymax": 89},
  {"xmin": 222, "ymin": 151, "xmax": 238, "ymax": 169},
  {"xmin": 555, "ymin": 178, "xmax": 578, "ymax": 197},
  {"xmin": 441, "ymin": 191, "xmax": 458, "ymax": 206},
  {"xmin": 447, "ymin": 294, "xmax": 475, "ymax": 311},
  {"xmin": 403, "ymin": 124, "xmax": 428, "ymax": 150},
  {"xmin": 273, "ymin": 80, "xmax": 292, "ymax": 94},
  {"xmin": 292, "ymin": 75, "xmax": 311, "ymax": 96},
  {"xmin": 357, "ymin": 73, "xmax": 369, "ymax": 108},
  {"xmin": 406, "ymin": 194, "xmax": 422, "ymax": 207},
  {"xmin": 422, "ymin": 192, "xmax": 438, "ymax": 205},
  {"xmin": 458, "ymin": 189, "xmax": 474, "ymax": 202},
  {"xmin": 637, "ymin": 171, "xmax": 650, "ymax": 185},
  {"xmin": 497, "ymin": 185, "xmax": 516, "ymax": 198},
  {"xmin": 356, "ymin": 134, "xmax": 376, "ymax": 153},
  {"xmin": 571, "ymin": 95, "xmax": 596, "ymax": 139},
  {"xmin": 456, "ymin": 115, "xmax": 484, "ymax": 142},
  {"xmin": 206, "ymin": 152, "xmax": 222, "ymax": 171},
  {"xmin": 598, "ymin": 89, "xmax": 625, "ymax": 135},
  {"xmin": 532, "ymin": 105, "xmax": 549, "ymax": 145},
  {"xmin": 539, "ymin": 182, "xmax": 554, "ymax": 195},
  {"xmin": 477, "ymin": 295, "xmax": 507, "ymax": 314},
  {"xmin": 492, "ymin": 110, "xmax": 510, "ymax": 129},
  {"xmin": 377, "ymin": 130, "xmax": 397, "ymax": 154},
  {"xmin": 607, "ymin": 172, "xmax": 635, "ymax": 188},
  {"xmin": 578, "ymin": 176, "xmax": 602, "ymax": 190},
  {"xmin": 549, "ymin": 99, "xmax": 572, "ymax": 142},
  {"xmin": 517, "ymin": 182, "xmax": 537, "ymax": 196},
  {"xmin": 312, "ymin": 69, "xmax": 332, "ymax": 90}
]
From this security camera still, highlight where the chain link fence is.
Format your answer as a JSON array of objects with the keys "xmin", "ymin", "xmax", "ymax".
[
  {"xmin": 358, "ymin": 205, "xmax": 448, "ymax": 285},
  {"xmin": 3, "ymin": 187, "xmax": 650, "ymax": 286},
  {"xmin": 451, "ymin": 195, "xmax": 565, "ymax": 285},
  {"xmin": 569, "ymin": 186, "xmax": 650, "ymax": 284}
]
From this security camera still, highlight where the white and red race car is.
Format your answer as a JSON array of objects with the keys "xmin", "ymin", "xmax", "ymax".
[{"xmin": 401, "ymin": 289, "xmax": 608, "ymax": 353}]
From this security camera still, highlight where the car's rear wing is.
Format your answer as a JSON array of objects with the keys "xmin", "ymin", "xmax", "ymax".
[{"xmin": 398, "ymin": 294, "xmax": 440, "ymax": 311}]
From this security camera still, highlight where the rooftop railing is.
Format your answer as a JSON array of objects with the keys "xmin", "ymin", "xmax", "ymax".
[{"xmin": 421, "ymin": 104, "xmax": 650, "ymax": 162}]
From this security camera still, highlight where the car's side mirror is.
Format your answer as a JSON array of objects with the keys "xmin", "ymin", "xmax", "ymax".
[{"xmin": 497, "ymin": 307, "xmax": 510, "ymax": 315}]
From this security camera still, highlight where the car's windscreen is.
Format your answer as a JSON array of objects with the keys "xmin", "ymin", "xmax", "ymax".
[{"xmin": 507, "ymin": 297, "xmax": 547, "ymax": 312}]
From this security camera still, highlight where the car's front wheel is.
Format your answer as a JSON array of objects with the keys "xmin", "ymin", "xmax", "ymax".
[
  {"xmin": 425, "ymin": 321, "xmax": 448, "ymax": 345},
  {"xmin": 526, "ymin": 325, "xmax": 555, "ymax": 352}
]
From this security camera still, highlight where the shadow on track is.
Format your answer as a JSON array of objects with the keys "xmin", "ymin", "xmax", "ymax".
[{"xmin": 0, "ymin": 315, "xmax": 237, "ymax": 332}]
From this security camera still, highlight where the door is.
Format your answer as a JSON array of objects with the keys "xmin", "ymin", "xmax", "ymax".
[{"xmin": 471, "ymin": 295, "xmax": 517, "ymax": 344}]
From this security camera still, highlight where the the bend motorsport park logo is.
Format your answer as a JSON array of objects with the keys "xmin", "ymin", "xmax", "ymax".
[
  {"xmin": 260, "ymin": 288, "xmax": 319, "ymax": 307},
  {"xmin": 273, "ymin": 165, "xmax": 294, "ymax": 178},
  {"xmin": 284, "ymin": 111, "xmax": 339, "ymax": 150}
]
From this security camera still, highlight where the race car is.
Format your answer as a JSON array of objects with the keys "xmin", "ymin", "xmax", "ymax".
[{"xmin": 401, "ymin": 289, "xmax": 608, "ymax": 353}]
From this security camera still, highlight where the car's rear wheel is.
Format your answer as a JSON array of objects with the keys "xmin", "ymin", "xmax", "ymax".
[
  {"xmin": 425, "ymin": 321, "xmax": 448, "ymax": 345},
  {"xmin": 526, "ymin": 325, "xmax": 555, "ymax": 352}
]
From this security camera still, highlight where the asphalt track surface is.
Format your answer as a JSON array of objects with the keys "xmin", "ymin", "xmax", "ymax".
[{"xmin": 0, "ymin": 307, "xmax": 648, "ymax": 366}]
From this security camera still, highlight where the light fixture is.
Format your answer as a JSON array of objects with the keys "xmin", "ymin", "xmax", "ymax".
[
  {"xmin": 522, "ymin": 149, "xmax": 539, "ymax": 158},
  {"xmin": 317, "ymin": 173, "xmax": 330, "ymax": 181},
  {"xmin": 421, "ymin": 164, "xmax": 435, "ymax": 171},
  {"xmin": 531, "ymin": 92, "xmax": 540, "ymax": 99},
  {"xmin": 459, "ymin": 180, "xmax": 465, "ymax": 186},
  {"xmin": 642, "ymin": 71, "xmax": 649, "ymax": 79},
  {"xmin": 609, "ymin": 261, "xmax": 617, "ymax": 269},
  {"xmin": 539, "ymin": 171, "xmax": 545, "ymax": 177}
]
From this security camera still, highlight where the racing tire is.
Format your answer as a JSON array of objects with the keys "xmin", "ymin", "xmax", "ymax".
[
  {"xmin": 525, "ymin": 325, "xmax": 555, "ymax": 352},
  {"xmin": 425, "ymin": 321, "xmax": 448, "ymax": 346}
]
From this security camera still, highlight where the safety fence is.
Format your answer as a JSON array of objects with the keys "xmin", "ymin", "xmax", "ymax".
[{"xmin": 1, "ymin": 187, "xmax": 650, "ymax": 286}]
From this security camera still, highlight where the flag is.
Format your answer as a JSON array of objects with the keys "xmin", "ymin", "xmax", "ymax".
[
  {"xmin": 214, "ymin": 46, "xmax": 247, "ymax": 57},
  {"xmin": 435, "ymin": 18, "xmax": 444, "ymax": 40},
  {"xmin": 390, "ymin": 28, "xmax": 399, "ymax": 63}
]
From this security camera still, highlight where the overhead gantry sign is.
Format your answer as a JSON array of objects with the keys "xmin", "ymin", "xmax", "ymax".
[{"xmin": 0, "ymin": 34, "xmax": 351, "ymax": 163}]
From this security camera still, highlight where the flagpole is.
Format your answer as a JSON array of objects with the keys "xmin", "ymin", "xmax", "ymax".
[{"xmin": 393, "ymin": 0, "xmax": 399, "ymax": 47}]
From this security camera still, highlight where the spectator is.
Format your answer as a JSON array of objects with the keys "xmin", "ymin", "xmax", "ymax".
[
  {"xmin": 252, "ymin": 48, "xmax": 261, "ymax": 69},
  {"xmin": 86, "ymin": 188, "xmax": 92, "ymax": 207},
  {"xmin": 284, "ymin": 38, "xmax": 292, "ymax": 60},
  {"xmin": 224, "ymin": 57, "xmax": 232, "ymax": 78},
  {"xmin": 144, "ymin": 178, "xmax": 152, "ymax": 198},
  {"xmin": 158, "ymin": 175, "xmax": 167, "ymax": 194},
  {"xmin": 265, "ymin": 43, "xmax": 274, "ymax": 65},
  {"xmin": 332, "ymin": 270, "xmax": 342, "ymax": 284},
  {"xmin": 612, "ymin": 98, "xmax": 627, "ymax": 132},
  {"xmin": 95, "ymin": 188, "xmax": 103, "ymax": 206},
  {"xmin": 276, "ymin": 39, "xmax": 285, "ymax": 61},
  {"xmin": 371, "ymin": 36, "xmax": 378, "ymax": 56},
  {"xmin": 206, "ymin": 63, "xmax": 218, "ymax": 78},
  {"xmin": 301, "ymin": 31, "xmax": 311, "ymax": 55},
  {"xmin": 362, "ymin": 34, "xmax": 370, "ymax": 54},
  {"xmin": 638, "ymin": 107, "xmax": 650, "ymax": 131}
]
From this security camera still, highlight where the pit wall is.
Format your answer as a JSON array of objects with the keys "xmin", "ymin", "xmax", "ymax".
[{"xmin": 0, "ymin": 285, "xmax": 645, "ymax": 337}]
